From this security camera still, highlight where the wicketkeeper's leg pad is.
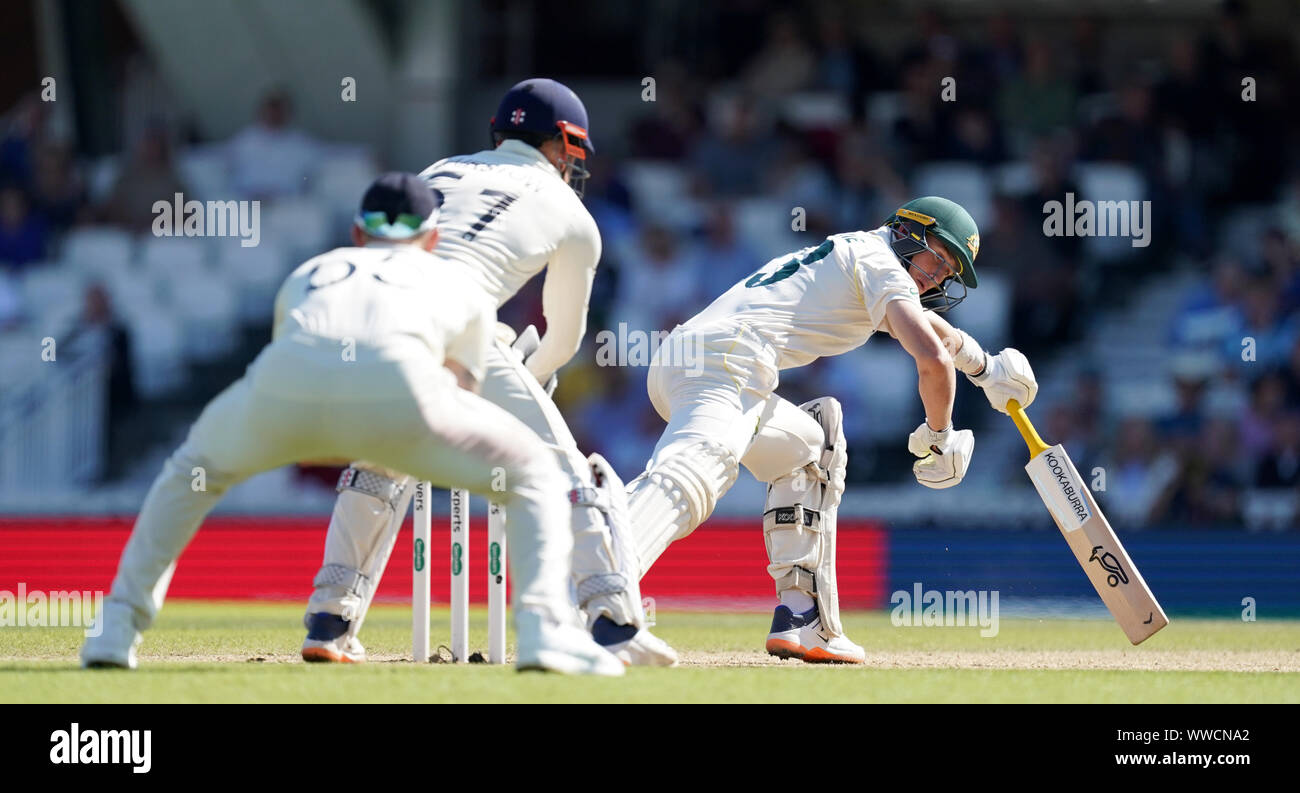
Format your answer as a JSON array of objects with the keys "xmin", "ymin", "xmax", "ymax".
[
  {"xmin": 305, "ymin": 463, "xmax": 412, "ymax": 632},
  {"xmin": 570, "ymin": 453, "xmax": 646, "ymax": 628}
]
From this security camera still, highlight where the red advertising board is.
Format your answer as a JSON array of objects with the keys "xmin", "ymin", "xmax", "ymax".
[{"xmin": 0, "ymin": 516, "xmax": 887, "ymax": 610}]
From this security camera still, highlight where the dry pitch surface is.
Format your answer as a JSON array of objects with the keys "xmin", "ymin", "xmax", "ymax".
[{"xmin": 1, "ymin": 602, "xmax": 1296, "ymax": 702}]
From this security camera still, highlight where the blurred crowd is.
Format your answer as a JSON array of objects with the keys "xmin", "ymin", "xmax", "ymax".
[
  {"xmin": 523, "ymin": 1, "xmax": 1300, "ymax": 527},
  {"xmin": 2, "ymin": 1, "xmax": 1297, "ymax": 526}
]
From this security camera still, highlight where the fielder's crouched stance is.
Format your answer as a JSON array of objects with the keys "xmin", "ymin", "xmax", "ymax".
[
  {"xmin": 627, "ymin": 196, "xmax": 1039, "ymax": 663},
  {"xmin": 81, "ymin": 173, "xmax": 623, "ymax": 676}
]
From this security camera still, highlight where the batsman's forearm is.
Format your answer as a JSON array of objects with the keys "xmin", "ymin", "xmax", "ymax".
[
  {"xmin": 926, "ymin": 312, "xmax": 986, "ymax": 376},
  {"xmin": 916, "ymin": 356, "xmax": 956, "ymax": 430}
]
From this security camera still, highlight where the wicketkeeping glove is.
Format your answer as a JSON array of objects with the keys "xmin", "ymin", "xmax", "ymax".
[
  {"xmin": 511, "ymin": 324, "xmax": 558, "ymax": 397},
  {"xmin": 907, "ymin": 422, "xmax": 974, "ymax": 490}
]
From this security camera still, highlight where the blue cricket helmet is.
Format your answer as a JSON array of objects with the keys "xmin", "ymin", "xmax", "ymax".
[{"xmin": 490, "ymin": 77, "xmax": 594, "ymax": 154}]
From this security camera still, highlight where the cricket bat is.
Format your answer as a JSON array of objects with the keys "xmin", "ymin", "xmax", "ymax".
[{"xmin": 1007, "ymin": 399, "xmax": 1169, "ymax": 644}]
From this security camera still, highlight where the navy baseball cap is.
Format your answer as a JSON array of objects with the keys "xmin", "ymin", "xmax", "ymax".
[
  {"xmin": 491, "ymin": 78, "xmax": 594, "ymax": 154},
  {"xmin": 354, "ymin": 172, "xmax": 440, "ymax": 239}
]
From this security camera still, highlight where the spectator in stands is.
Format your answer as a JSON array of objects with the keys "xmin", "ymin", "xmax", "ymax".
[
  {"xmin": 690, "ymin": 204, "xmax": 758, "ymax": 299},
  {"xmin": 892, "ymin": 56, "xmax": 950, "ymax": 167},
  {"xmin": 1240, "ymin": 370, "xmax": 1289, "ymax": 461},
  {"xmin": 1163, "ymin": 416, "xmax": 1244, "ymax": 525},
  {"xmin": 574, "ymin": 367, "xmax": 657, "ymax": 476},
  {"xmin": 1282, "ymin": 336, "xmax": 1300, "ymax": 405},
  {"xmin": 1255, "ymin": 411, "xmax": 1300, "ymax": 489},
  {"xmin": 612, "ymin": 223, "xmax": 703, "ymax": 335},
  {"xmin": 997, "ymin": 40, "xmax": 1077, "ymax": 154},
  {"xmin": 0, "ymin": 95, "xmax": 48, "ymax": 190},
  {"xmin": 941, "ymin": 107, "xmax": 1006, "ymax": 165},
  {"xmin": 1260, "ymin": 226, "xmax": 1300, "ymax": 313},
  {"xmin": 689, "ymin": 95, "xmax": 778, "ymax": 197},
  {"xmin": 1021, "ymin": 137, "xmax": 1084, "ymax": 261},
  {"xmin": 1104, "ymin": 416, "xmax": 1180, "ymax": 528},
  {"xmin": 97, "ymin": 123, "xmax": 189, "ymax": 232},
  {"xmin": 742, "ymin": 12, "xmax": 814, "ymax": 97},
  {"xmin": 1170, "ymin": 255, "xmax": 1244, "ymax": 351},
  {"xmin": 75, "ymin": 283, "xmax": 137, "ymax": 477},
  {"xmin": 0, "ymin": 271, "xmax": 20, "ymax": 329},
  {"xmin": 0, "ymin": 184, "xmax": 47, "ymax": 272},
  {"xmin": 1227, "ymin": 273, "xmax": 1298, "ymax": 368},
  {"xmin": 764, "ymin": 132, "xmax": 835, "ymax": 234},
  {"xmin": 226, "ymin": 89, "xmax": 321, "ymax": 200},
  {"xmin": 1083, "ymin": 80, "xmax": 1164, "ymax": 184},
  {"xmin": 830, "ymin": 128, "xmax": 906, "ymax": 233},
  {"xmin": 30, "ymin": 144, "xmax": 85, "ymax": 231},
  {"xmin": 982, "ymin": 194, "xmax": 1077, "ymax": 356},
  {"xmin": 1046, "ymin": 402, "xmax": 1101, "ymax": 470},
  {"xmin": 629, "ymin": 60, "xmax": 702, "ymax": 161}
]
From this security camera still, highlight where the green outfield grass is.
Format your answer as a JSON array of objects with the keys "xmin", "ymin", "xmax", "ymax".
[{"xmin": 1, "ymin": 601, "xmax": 1297, "ymax": 703}]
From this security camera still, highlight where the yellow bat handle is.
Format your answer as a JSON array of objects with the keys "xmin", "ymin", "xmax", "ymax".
[{"xmin": 1007, "ymin": 399, "xmax": 1051, "ymax": 458}]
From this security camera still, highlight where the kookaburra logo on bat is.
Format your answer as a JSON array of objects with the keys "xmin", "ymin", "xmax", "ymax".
[{"xmin": 1089, "ymin": 545, "xmax": 1130, "ymax": 587}]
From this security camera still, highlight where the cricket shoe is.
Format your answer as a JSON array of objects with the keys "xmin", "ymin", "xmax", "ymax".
[
  {"xmin": 591, "ymin": 615, "xmax": 679, "ymax": 667},
  {"xmin": 301, "ymin": 613, "xmax": 366, "ymax": 663},
  {"xmin": 765, "ymin": 604, "xmax": 865, "ymax": 664},
  {"xmin": 81, "ymin": 600, "xmax": 142, "ymax": 670},
  {"xmin": 515, "ymin": 611, "xmax": 625, "ymax": 676}
]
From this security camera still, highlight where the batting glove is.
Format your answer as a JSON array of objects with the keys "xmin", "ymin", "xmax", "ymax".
[
  {"xmin": 908, "ymin": 422, "xmax": 974, "ymax": 490},
  {"xmin": 969, "ymin": 348, "xmax": 1038, "ymax": 415}
]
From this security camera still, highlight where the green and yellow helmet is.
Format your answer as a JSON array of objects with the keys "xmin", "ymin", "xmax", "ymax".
[{"xmin": 885, "ymin": 196, "xmax": 980, "ymax": 312}]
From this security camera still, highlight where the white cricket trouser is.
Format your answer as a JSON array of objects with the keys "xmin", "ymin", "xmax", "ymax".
[
  {"xmin": 632, "ymin": 321, "xmax": 824, "ymax": 571},
  {"xmin": 105, "ymin": 334, "xmax": 574, "ymax": 632}
]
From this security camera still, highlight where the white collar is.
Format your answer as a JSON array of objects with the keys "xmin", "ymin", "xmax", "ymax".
[{"xmin": 493, "ymin": 138, "xmax": 562, "ymax": 178}]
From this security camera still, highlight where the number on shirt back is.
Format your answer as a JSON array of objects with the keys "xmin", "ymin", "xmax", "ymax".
[{"xmin": 744, "ymin": 239, "xmax": 835, "ymax": 288}]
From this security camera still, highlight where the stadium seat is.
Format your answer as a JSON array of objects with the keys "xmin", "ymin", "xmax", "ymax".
[
  {"xmin": 309, "ymin": 153, "xmax": 377, "ymax": 225},
  {"xmin": 733, "ymin": 198, "xmax": 803, "ymax": 261},
  {"xmin": 215, "ymin": 240, "xmax": 292, "ymax": 323},
  {"xmin": 912, "ymin": 162, "xmax": 994, "ymax": 232},
  {"xmin": 21, "ymin": 267, "xmax": 85, "ymax": 328},
  {"xmin": 59, "ymin": 227, "xmax": 134, "ymax": 282},
  {"xmin": 139, "ymin": 236, "xmax": 212, "ymax": 308},
  {"xmin": 1072, "ymin": 163, "xmax": 1147, "ymax": 262},
  {"xmin": 262, "ymin": 198, "xmax": 333, "ymax": 262},
  {"xmin": 171, "ymin": 272, "xmax": 240, "ymax": 362},
  {"xmin": 945, "ymin": 271, "xmax": 1011, "ymax": 350},
  {"xmin": 176, "ymin": 145, "xmax": 231, "ymax": 201},
  {"xmin": 140, "ymin": 235, "xmax": 209, "ymax": 276},
  {"xmin": 994, "ymin": 160, "xmax": 1036, "ymax": 197},
  {"xmin": 779, "ymin": 93, "xmax": 851, "ymax": 129},
  {"xmin": 621, "ymin": 160, "xmax": 691, "ymax": 218},
  {"xmin": 126, "ymin": 310, "xmax": 186, "ymax": 398},
  {"xmin": 85, "ymin": 155, "xmax": 120, "ymax": 205}
]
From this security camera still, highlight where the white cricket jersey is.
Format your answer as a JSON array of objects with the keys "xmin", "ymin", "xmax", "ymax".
[
  {"xmin": 272, "ymin": 244, "xmax": 495, "ymax": 381},
  {"xmin": 684, "ymin": 228, "xmax": 921, "ymax": 370},
  {"xmin": 418, "ymin": 139, "xmax": 602, "ymax": 380}
]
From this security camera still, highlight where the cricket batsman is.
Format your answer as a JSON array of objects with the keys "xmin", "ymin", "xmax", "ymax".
[
  {"xmin": 626, "ymin": 197, "xmax": 1039, "ymax": 663},
  {"xmin": 81, "ymin": 173, "xmax": 623, "ymax": 676},
  {"xmin": 299, "ymin": 79, "xmax": 676, "ymax": 666}
]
